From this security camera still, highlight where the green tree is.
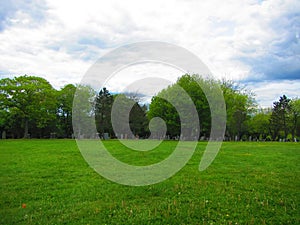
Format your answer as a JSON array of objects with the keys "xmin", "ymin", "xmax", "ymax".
[
  {"xmin": 221, "ymin": 80, "xmax": 255, "ymax": 140},
  {"xmin": 57, "ymin": 84, "xmax": 76, "ymax": 138},
  {"xmin": 111, "ymin": 94, "xmax": 149, "ymax": 139},
  {"xmin": 148, "ymin": 74, "xmax": 214, "ymax": 139},
  {"xmin": 247, "ymin": 109, "xmax": 271, "ymax": 140},
  {"xmin": 94, "ymin": 87, "xmax": 114, "ymax": 138},
  {"xmin": 290, "ymin": 98, "xmax": 300, "ymax": 140},
  {"xmin": 0, "ymin": 107, "xmax": 10, "ymax": 138},
  {"xmin": 129, "ymin": 102, "xmax": 149, "ymax": 138},
  {"xmin": 148, "ymin": 95, "xmax": 180, "ymax": 139},
  {"xmin": 117, "ymin": 93, "xmax": 149, "ymax": 138},
  {"xmin": 72, "ymin": 84, "xmax": 96, "ymax": 138},
  {"xmin": 0, "ymin": 75, "xmax": 57, "ymax": 138},
  {"xmin": 270, "ymin": 95, "xmax": 291, "ymax": 140},
  {"xmin": 177, "ymin": 74, "xmax": 211, "ymax": 137},
  {"xmin": 149, "ymin": 75, "xmax": 255, "ymax": 141}
]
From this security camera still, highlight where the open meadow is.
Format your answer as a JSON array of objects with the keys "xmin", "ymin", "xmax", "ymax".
[{"xmin": 0, "ymin": 140, "xmax": 299, "ymax": 224}]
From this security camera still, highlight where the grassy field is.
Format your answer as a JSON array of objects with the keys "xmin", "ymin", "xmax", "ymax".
[{"xmin": 0, "ymin": 140, "xmax": 299, "ymax": 224}]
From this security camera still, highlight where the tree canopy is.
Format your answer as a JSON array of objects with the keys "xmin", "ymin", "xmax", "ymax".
[
  {"xmin": 0, "ymin": 74, "xmax": 299, "ymax": 141},
  {"xmin": 0, "ymin": 75, "xmax": 57, "ymax": 138}
]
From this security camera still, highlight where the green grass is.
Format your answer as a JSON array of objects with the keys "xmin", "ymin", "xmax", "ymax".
[{"xmin": 0, "ymin": 140, "xmax": 299, "ymax": 224}]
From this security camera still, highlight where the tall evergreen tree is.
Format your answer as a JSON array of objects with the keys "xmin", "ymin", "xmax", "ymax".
[
  {"xmin": 129, "ymin": 103, "xmax": 149, "ymax": 138},
  {"xmin": 94, "ymin": 88, "xmax": 114, "ymax": 138},
  {"xmin": 270, "ymin": 95, "xmax": 291, "ymax": 140}
]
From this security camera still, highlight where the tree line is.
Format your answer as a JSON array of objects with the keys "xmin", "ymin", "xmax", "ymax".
[{"xmin": 0, "ymin": 74, "xmax": 299, "ymax": 141}]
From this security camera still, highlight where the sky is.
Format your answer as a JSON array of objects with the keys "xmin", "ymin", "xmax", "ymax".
[{"xmin": 0, "ymin": 0, "xmax": 299, "ymax": 108}]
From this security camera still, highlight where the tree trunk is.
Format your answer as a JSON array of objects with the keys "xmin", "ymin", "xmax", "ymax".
[
  {"xmin": 292, "ymin": 113, "xmax": 297, "ymax": 141},
  {"xmin": 283, "ymin": 118, "xmax": 287, "ymax": 139},
  {"xmin": 24, "ymin": 118, "xmax": 29, "ymax": 138}
]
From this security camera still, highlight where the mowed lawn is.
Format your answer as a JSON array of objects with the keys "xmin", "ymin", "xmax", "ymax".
[{"xmin": 0, "ymin": 140, "xmax": 299, "ymax": 224}]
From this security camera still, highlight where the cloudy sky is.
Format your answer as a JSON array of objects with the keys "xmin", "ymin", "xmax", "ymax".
[{"xmin": 0, "ymin": 0, "xmax": 299, "ymax": 108}]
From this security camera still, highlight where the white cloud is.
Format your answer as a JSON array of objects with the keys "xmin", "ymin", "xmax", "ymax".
[
  {"xmin": 247, "ymin": 80, "xmax": 300, "ymax": 108},
  {"xmin": 0, "ymin": 0, "xmax": 299, "ymax": 107},
  {"xmin": 104, "ymin": 62, "xmax": 182, "ymax": 95}
]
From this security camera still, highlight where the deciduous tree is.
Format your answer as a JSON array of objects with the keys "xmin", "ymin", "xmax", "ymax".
[{"xmin": 0, "ymin": 75, "xmax": 57, "ymax": 138}]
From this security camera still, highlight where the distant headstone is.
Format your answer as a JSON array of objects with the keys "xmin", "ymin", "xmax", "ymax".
[
  {"xmin": 2, "ymin": 131, "xmax": 6, "ymax": 139},
  {"xmin": 103, "ymin": 133, "xmax": 109, "ymax": 140},
  {"xmin": 50, "ymin": 132, "xmax": 56, "ymax": 139}
]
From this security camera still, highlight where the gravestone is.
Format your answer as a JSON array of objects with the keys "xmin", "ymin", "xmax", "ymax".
[
  {"xmin": 2, "ymin": 131, "xmax": 6, "ymax": 139},
  {"xmin": 103, "ymin": 133, "xmax": 109, "ymax": 140}
]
